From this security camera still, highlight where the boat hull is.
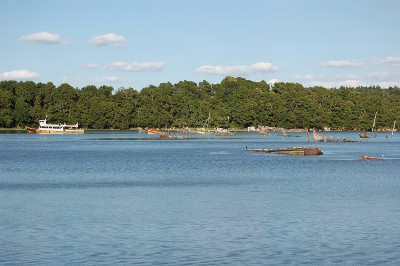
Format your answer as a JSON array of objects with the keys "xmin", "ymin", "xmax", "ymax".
[
  {"xmin": 361, "ymin": 155, "xmax": 383, "ymax": 161},
  {"xmin": 28, "ymin": 117, "xmax": 84, "ymax": 134},
  {"xmin": 36, "ymin": 129, "xmax": 84, "ymax": 134},
  {"xmin": 247, "ymin": 147, "xmax": 323, "ymax": 156},
  {"xmin": 359, "ymin": 133, "xmax": 370, "ymax": 138},
  {"xmin": 146, "ymin": 128, "xmax": 163, "ymax": 135}
]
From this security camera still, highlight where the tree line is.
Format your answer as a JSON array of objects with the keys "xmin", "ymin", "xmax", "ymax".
[{"xmin": 1, "ymin": 77, "xmax": 399, "ymax": 130}]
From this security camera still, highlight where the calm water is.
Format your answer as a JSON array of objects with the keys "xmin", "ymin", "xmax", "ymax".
[{"xmin": 1, "ymin": 131, "xmax": 400, "ymax": 265}]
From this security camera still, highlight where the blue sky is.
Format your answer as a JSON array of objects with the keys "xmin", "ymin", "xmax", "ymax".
[{"xmin": 1, "ymin": 0, "xmax": 400, "ymax": 90}]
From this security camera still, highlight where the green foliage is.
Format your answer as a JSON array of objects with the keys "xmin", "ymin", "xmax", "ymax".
[{"xmin": 1, "ymin": 78, "xmax": 399, "ymax": 130}]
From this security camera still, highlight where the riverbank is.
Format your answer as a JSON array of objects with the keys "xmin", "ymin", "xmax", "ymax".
[
  {"xmin": 0, "ymin": 128, "xmax": 26, "ymax": 133},
  {"xmin": 1, "ymin": 127, "xmax": 397, "ymax": 134}
]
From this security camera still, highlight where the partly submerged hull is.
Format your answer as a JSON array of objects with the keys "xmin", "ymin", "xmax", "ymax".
[
  {"xmin": 146, "ymin": 128, "xmax": 163, "ymax": 135},
  {"xmin": 361, "ymin": 154, "xmax": 383, "ymax": 161},
  {"xmin": 146, "ymin": 127, "xmax": 170, "ymax": 138},
  {"xmin": 247, "ymin": 147, "xmax": 323, "ymax": 156}
]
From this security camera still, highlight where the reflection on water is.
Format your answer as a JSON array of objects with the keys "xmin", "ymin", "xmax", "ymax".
[{"xmin": 1, "ymin": 132, "xmax": 400, "ymax": 265}]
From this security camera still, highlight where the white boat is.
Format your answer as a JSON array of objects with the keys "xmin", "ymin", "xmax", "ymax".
[{"xmin": 33, "ymin": 116, "xmax": 84, "ymax": 134}]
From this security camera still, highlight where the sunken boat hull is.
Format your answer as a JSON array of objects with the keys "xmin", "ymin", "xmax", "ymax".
[{"xmin": 247, "ymin": 147, "xmax": 323, "ymax": 156}]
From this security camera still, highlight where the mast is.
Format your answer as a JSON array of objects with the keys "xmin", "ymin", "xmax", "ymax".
[
  {"xmin": 203, "ymin": 113, "xmax": 210, "ymax": 132},
  {"xmin": 392, "ymin": 120, "xmax": 396, "ymax": 138},
  {"xmin": 371, "ymin": 111, "xmax": 378, "ymax": 138}
]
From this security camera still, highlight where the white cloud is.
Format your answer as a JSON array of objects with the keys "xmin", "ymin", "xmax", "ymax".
[
  {"xmin": 250, "ymin": 63, "xmax": 279, "ymax": 72},
  {"xmin": 374, "ymin": 56, "xmax": 400, "ymax": 67},
  {"xmin": 292, "ymin": 74, "xmax": 316, "ymax": 81},
  {"xmin": 336, "ymin": 74, "xmax": 363, "ymax": 81},
  {"xmin": 294, "ymin": 73, "xmax": 362, "ymax": 82},
  {"xmin": 89, "ymin": 33, "xmax": 126, "ymax": 47},
  {"xmin": 365, "ymin": 71, "xmax": 400, "ymax": 81},
  {"xmin": 320, "ymin": 60, "xmax": 364, "ymax": 68},
  {"xmin": 251, "ymin": 38, "xmax": 265, "ymax": 44},
  {"xmin": 92, "ymin": 76, "xmax": 122, "ymax": 83},
  {"xmin": 269, "ymin": 79, "xmax": 279, "ymax": 84},
  {"xmin": 195, "ymin": 62, "xmax": 278, "ymax": 75},
  {"xmin": 375, "ymin": 81, "xmax": 400, "ymax": 88},
  {"xmin": 108, "ymin": 61, "xmax": 165, "ymax": 72},
  {"xmin": 195, "ymin": 65, "xmax": 248, "ymax": 75},
  {"xmin": 84, "ymin": 63, "xmax": 98, "ymax": 69},
  {"xmin": 309, "ymin": 79, "xmax": 400, "ymax": 89},
  {"xmin": 295, "ymin": 69, "xmax": 400, "ymax": 89},
  {"xmin": 311, "ymin": 80, "xmax": 364, "ymax": 88},
  {"xmin": 20, "ymin": 31, "xmax": 65, "ymax": 45},
  {"xmin": 0, "ymin": 69, "xmax": 39, "ymax": 80}
]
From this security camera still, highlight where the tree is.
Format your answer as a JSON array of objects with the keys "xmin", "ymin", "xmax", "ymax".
[
  {"xmin": 1, "ymin": 79, "xmax": 399, "ymax": 130},
  {"xmin": 113, "ymin": 88, "xmax": 138, "ymax": 129}
]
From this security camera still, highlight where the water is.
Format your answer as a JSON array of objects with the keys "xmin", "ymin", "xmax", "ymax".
[{"xmin": 1, "ymin": 131, "xmax": 400, "ymax": 265}]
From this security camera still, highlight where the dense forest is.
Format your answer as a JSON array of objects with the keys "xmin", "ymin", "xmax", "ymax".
[{"xmin": 1, "ymin": 77, "xmax": 399, "ymax": 131}]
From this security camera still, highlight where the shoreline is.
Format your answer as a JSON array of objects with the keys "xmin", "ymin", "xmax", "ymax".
[{"xmin": 1, "ymin": 128, "xmax": 397, "ymax": 134}]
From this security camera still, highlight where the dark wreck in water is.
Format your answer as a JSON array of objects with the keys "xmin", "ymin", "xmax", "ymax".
[{"xmin": 246, "ymin": 147, "xmax": 323, "ymax": 156}]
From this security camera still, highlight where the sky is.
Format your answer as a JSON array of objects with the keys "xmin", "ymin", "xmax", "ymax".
[{"xmin": 1, "ymin": 0, "xmax": 400, "ymax": 91}]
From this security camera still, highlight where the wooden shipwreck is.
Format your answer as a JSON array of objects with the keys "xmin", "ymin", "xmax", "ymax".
[
  {"xmin": 312, "ymin": 129, "xmax": 363, "ymax": 143},
  {"xmin": 246, "ymin": 147, "xmax": 323, "ymax": 156}
]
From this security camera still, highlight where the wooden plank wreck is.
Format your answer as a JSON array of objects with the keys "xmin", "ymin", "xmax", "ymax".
[{"xmin": 246, "ymin": 147, "xmax": 323, "ymax": 156}]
